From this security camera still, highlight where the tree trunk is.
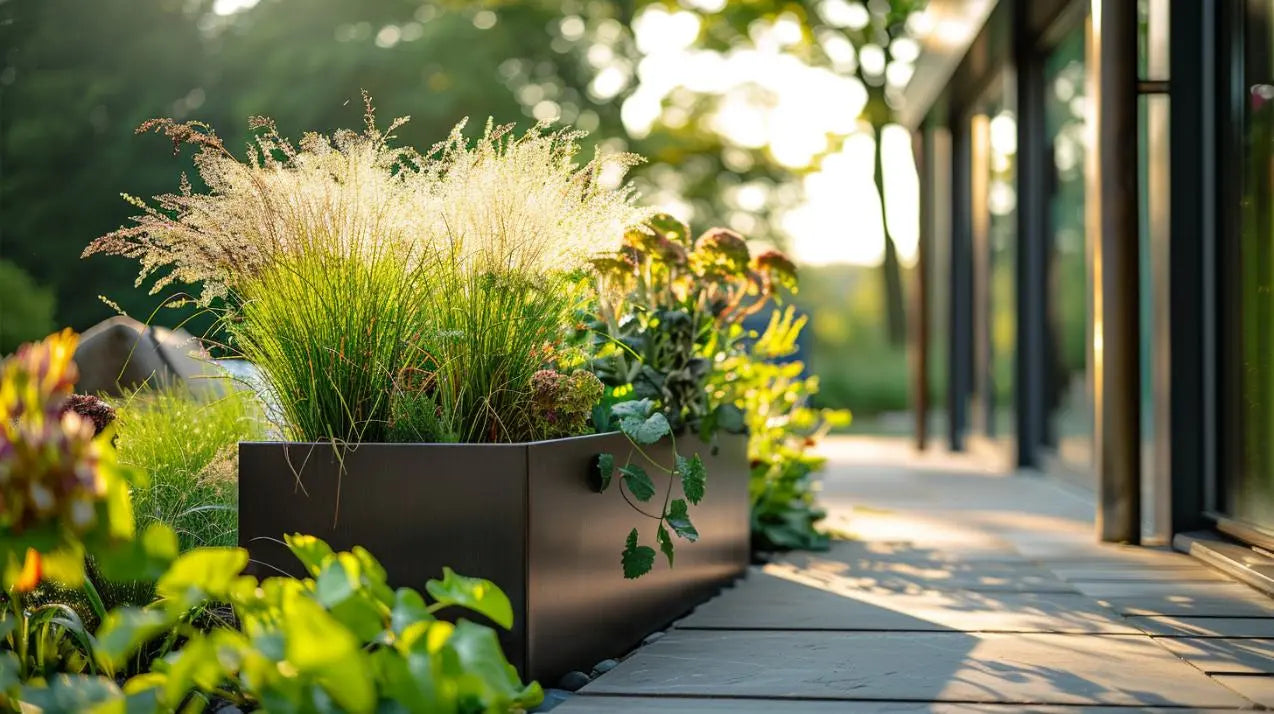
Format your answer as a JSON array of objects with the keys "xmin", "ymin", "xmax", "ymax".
[{"xmin": 874, "ymin": 122, "xmax": 907, "ymax": 347}]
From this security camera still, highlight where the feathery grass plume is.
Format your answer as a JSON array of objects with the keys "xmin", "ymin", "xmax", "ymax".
[
  {"xmin": 83, "ymin": 96, "xmax": 427, "ymax": 306},
  {"xmin": 401, "ymin": 120, "xmax": 647, "ymax": 441},
  {"xmin": 410, "ymin": 118, "xmax": 649, "ymax": 273},
  {"xmin": 87, "ymin": 98, "xmax": 646, "ymax": 444}
]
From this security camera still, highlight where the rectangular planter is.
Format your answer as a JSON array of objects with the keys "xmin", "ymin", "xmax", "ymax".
[{"xmin": 238, "ymin": 432, "xmax": 749, "ymax": 683}]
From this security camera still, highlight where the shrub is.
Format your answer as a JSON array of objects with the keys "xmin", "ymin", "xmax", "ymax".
[
  {"xmin": 585, "ymin": 214, "xmax": 797, "ymax": 576},
  {"xmin": 587, "ymin": 213, "xmax": 794, "ymax": 435},
  {"xmin": 113, "ymin": 384, "xmax": 265, "ymax": 550},
  {"xmin": 714, "ymin": 308, "xmax": 851, "ymax": 552},
  {"xmin": 0, "ymin": 260, "xmax": 56, "ymax": 357}
]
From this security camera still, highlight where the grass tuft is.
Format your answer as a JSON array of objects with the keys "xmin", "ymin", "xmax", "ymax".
[{"xmin": 113, "ymin": 384, "xmax": 265, "ymax": 549}]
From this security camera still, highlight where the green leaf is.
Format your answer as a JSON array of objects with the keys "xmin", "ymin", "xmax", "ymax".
[
  {"xmin": 621, "ymin": 529, "xmax": 655, "ymax": 579},
  {"xmin": 677, "ymin": 453, "xmax": 707, "ymax": 505},
  {"xmin": 656, "ymin": 525, "xmax": 674, "ymax": 567},
  {"xmin": 316, "ymin": 555, "xmax": 384, "ymax": 642},
  {"xmin": 713, "ymin": 403, "xmax": 746, "ymax": 433},
  {"xmin": 444, "ymin": 619, "xmax": 543, "ymax": 709},
  {"xmin": 425, "ymin": 568, "xmax": 514, "ymax": 630},
  {"xmin": 666, "ymin": 500, "xmax": 699, "ymax": 543},
  {"xmin": 593, "ymin": 452, "xmax": 615, "ymax": 493},
  {"xmin": 610, "ymin": 399, "xmax": 654, "ymax": 421},
  {"xmin": 0, "ymin": 651, "xmax": 19, "ymax": 692},
  {"xmin": 624, "ymin": 411, "xmax": 671, "ymax": 445},
  {"xmin": 282, "ymin": 593, "xmax": 375, "ymax": 713},
  {"xmin": 156, "ymin": 548, "xmax": 248, "ymax": 605},
  {"xmin": 285, "ymin": 533, "xmax": 335, "ymax": 577},
  {"xmin": 391, "ymin": 588, "xmax": 433, "ymax": 636},
  {"xmin": 621, "ymin": 464, "xmax": 656, "ymax": 502},
  {"xmin": 95, "ymin": 608, "xmax": 176, "ymax": 668},
  {"xmin": 18, "ymin": 674, "xmax": 125, "ymax": 713},
  {"xmin": 161, "ymin": 634, "xmax": 226, "ymax": 707}
]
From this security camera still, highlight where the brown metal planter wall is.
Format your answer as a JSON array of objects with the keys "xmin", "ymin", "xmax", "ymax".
[{"xmin": 237, "ymin": 432, "xmax": 750, "ymax": 683}]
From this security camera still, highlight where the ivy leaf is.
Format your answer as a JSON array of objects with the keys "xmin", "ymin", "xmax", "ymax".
[
  {"xmin": 624, "ymin": 412, "xmax": 671, "ymax": 445},
  {"xmin": 593, "ymin": 452, "xmax": 615, "ymax": 493},
  {"xmin": 284, "ymin": 533, "xmax": 334, "ymax": 577},
  {"xmin": 666, "ymin": 500, "xmax": 699, "ymax": 543},
  {"xmin": 714, "ymin": 403, "xmax": 746, "ymax": 433},
  {"xmin": 677, "ymin": 454, "xmax": 706, "ymax": 505},
  {"xmin": 612, "ymin": 399, "xmax": 671, "ymax": 443},
  {"xmin": 611, "ymin": 399, "xmax": 654, "ymax": 421},
  {"xmin": 657, "ymin": 524, "xmax": 675, "ymax": 567},
  {"xmin": 156, "ymin": 547, "xmax": 248, "ymax": 604},
  {"xmin": 426, "ymin": 567, "xmax": 514, "ymax": 630},
  {"xmin": 621, "ymin": 528, "xmax": 655, "ymax": 579},
  {"xmin": 621, "ymin": 464, "xmax": 656, "ymax": 502}
]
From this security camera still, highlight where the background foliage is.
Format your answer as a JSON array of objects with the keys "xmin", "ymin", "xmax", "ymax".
[{"xmin": 1, "ymin": 0, "xmax": 925, "ymax": 420}]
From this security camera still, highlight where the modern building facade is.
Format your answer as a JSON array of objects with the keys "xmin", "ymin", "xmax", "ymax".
[{"xmin": 905, "ymin": 0, "xmax": 1274, "ymax": 557}]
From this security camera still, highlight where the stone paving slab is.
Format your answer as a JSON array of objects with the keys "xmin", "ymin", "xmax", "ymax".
[
  {"xmin": 1098, "ymin": 594, "xmax": 1274, "ymax": 617},
  {"xmin": 1070, "ymin": 581, "xmax": 1270, "ymax": 599},
  {"xmin": 1127, "ymin": 616, "xmax": 1274, "ymax": 638},
  {"xmin": 1155, "ymin": 638, "xmax": 1274, "ymax": 674},
  {"xmin": 1017, "ymin": 544, "xmax": 1195, "ymax": 566},
  {"xmin": 1211, "ymin": 676, "xmax": 1274, "ymax": 707},
  {"xmin": 1047, "ymin": 565, "xmax": 1229, "ymax": 582},
  {"xmin": 551, "ymin": 696, "xmax": 1249, "ymax": 713},
  {"xmin": 579, "ymin": 630, "xmax": 1248, "ymax": 707},
  {"xmin": 802, "ymin": 540, "xmax": 1030, "ymax": 564},
  {"xmin": 777, "ymin": 551, "xmax": 1076, "ymax": 594},
  {"xmin": 678, "ymin": 567, "xmax": 1136, "ymax": 633}
]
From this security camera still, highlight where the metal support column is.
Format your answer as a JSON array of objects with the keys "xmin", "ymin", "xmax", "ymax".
[
  {"xmin": 1165, "ymin": 0, "xmax": 1215, "ymax": 535},
  {"xmin": 1090, "ymin": 0, "xmax": 1141, "ymax": 543},
  {"xmin": 914, "ymin": 130, "xmax": 932, "ymax": 451},
  {"xmin": 1014, "ymin": 7, "xmax": 1049, "ymax": 470},
  {"xmin": 949, "ymin": 117, "xmax": 973, "ymax": 452}
]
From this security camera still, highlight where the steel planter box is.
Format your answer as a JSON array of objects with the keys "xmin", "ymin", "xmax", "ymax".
[{"xmin": 237, "ymin": 432, "xmax": 749, "ymax": 682}]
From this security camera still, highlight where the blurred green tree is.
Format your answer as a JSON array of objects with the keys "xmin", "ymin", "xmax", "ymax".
[
  {"xmin": 1, "ymin": 0, "xmax": 215, "ymax": 331},
  {"xmin": 2, "ymin": 0, "xmax": 924, "ymax": 352},
  {"xmin": 612, "ymin": 0, "xmax": 927, "ymax": 345}
]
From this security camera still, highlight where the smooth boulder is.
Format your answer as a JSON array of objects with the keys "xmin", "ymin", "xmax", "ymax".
[{"xmin": 73, "ymin": 316, "xmax": 224, "ymax": 397}]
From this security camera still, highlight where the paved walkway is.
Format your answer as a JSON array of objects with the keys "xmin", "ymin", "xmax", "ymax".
[{"xmin": 555, "ymin": 437, "xmax": 1274, "ymax": 711}]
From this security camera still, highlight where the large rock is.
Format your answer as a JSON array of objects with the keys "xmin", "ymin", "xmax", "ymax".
[{"xmin": 73, "ymin": 316, "xmax": 225, "ymax": 397}]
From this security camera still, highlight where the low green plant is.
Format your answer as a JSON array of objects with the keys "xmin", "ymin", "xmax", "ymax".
[
  {"xmin": 0, "ymin": 332, "xmax": 177, "ymax": 684},
  {"xmin": 1, "ymin": 333, "xmax": 540, "ymax": 713},
  {"xmin": 588, "ymin": 213, "xmax": 796, "ymax": 437},
  {"xmin": 78, "ymin": 537, "xmax": 539, "ymax": 713},
  {"xmin": 585, "ymin": 214, "xmax": 800, "ymax": 574},
  {"xmin": 8, "ymin": 539, "xmax": 541, "ymax": 714},
  {"xmin": 113, "ymin": 385, "xmax": 265, "ymax": 550},
  {"xmin": 713, "ymin": 308, "xmax": 851, "ymax": 551}
]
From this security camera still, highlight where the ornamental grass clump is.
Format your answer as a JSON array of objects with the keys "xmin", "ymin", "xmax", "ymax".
[
  {"xmin": 87, "ymin": 98, "xmax": 648, "ymax": 445},
  {"xmin": 114, "ymin": 385, "xmax": 265, "ymax": 550}
]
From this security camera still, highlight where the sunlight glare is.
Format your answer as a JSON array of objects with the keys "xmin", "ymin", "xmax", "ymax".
[{"xmin": 212, "ymin": 0, "xmax": 259, "ymax": 15}]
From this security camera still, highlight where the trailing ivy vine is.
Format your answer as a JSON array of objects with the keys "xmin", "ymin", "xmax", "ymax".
[{"xmin": 591, "ymin": 399, "xmax": 706, "ymax": 579}]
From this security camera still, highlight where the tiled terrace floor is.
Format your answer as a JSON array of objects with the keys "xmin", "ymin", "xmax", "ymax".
[{"xmin": 555, "ymin": 437, "xmax": 1274, "ymax": 712}]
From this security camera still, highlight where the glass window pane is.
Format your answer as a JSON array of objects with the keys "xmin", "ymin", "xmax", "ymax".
[
  {"xmin": 1044, "ymin": 26, "xmax": 1093, "ymax": 475},
  {"xmin": 1228, "ymin": 0, "xmax": 1274, "ymax": 530},
  {"xmin": 968, "ymin": 72, "xmax": 1017, "ymax": 447}
]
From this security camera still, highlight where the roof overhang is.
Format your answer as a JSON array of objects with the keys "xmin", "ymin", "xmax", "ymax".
[{"xmin": 897, "ymin": 0, "xmax": 1000, "ymax": 129}]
